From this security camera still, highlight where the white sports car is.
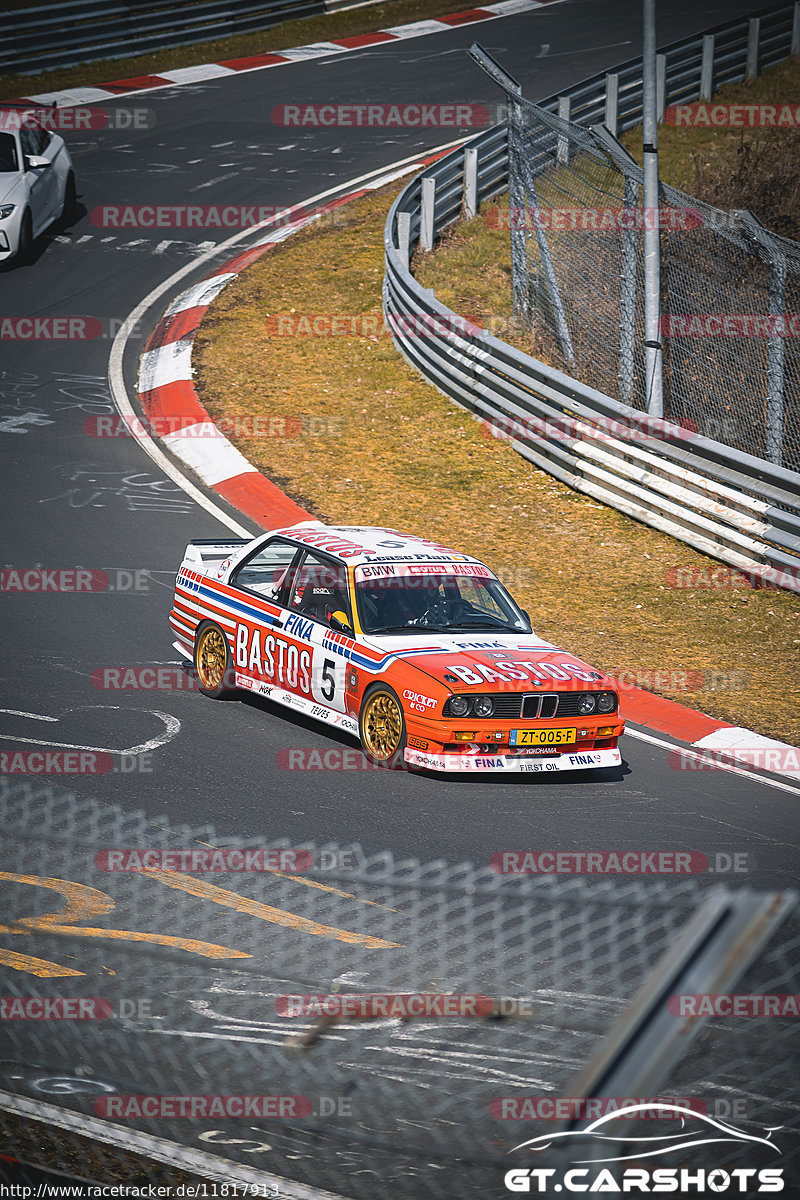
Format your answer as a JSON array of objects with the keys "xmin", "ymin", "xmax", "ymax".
[{"xmin": 0, "ymin": 110, "xmax": 76, "ymax": 263}]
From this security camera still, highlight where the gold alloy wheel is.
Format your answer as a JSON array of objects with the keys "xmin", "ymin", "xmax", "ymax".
[
  {"xmin": 196, "ymin": 625, "xmax": 229, "ymax": 691},
  {"xmin": 361, "ymin": 691, "xmax": 404, "ymax": 761}
]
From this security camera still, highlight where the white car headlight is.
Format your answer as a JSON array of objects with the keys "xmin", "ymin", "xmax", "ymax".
[{"xmin": 0, "ymin": 205, "xmax": 15, "ymax": 219}]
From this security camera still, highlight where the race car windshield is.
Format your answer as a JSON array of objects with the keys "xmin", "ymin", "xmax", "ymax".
[{"xmin": 355, "ymin": 568, "xmax": 531, "ymax": 635}]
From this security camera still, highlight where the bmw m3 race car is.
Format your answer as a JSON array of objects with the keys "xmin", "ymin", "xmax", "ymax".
[{"xmin": 169, "ymin": 522, "xmax": 624, "ymax": 774}]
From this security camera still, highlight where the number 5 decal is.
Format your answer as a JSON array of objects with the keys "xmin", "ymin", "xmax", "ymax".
[
  {"xmin": 321, "ymin": 657, "xmax": 336, "ymax": 702},
  {"xmin": 311, "ymin": 651, "xmax": 345, "ymax": 712}
]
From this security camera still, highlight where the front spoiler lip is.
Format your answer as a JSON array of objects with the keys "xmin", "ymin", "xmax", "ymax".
[{"xmin": 403, "ymin": 747, "xmax": 622, "ymax": 774}]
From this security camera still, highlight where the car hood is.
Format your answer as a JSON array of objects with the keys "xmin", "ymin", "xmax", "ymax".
[
  {"xmin": 362, "ymin": 632, "xmax": 610, "ymax": 691},
  {"xmin": 0, "ymin": 175, "xmax": 22, "ymax": 206}
]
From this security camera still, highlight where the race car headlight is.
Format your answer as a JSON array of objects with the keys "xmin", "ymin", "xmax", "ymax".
[
  {"xmin": 449, "ymin": 695, "xmax": 470, "ymax": 717},
  {"xmin": 473, "ymin": 695, "xmax": 494, "ymax": 717},
  {"xmin": 578, "ymin": 694, "xmax": 596, "ymax": 714},
  {"xmin": 0, "ymin": 205, "xmax": 15, "ymax": 219},
  {"xmin": 596, "ymin": 691, "xmax": 616, "ymax": 713}
]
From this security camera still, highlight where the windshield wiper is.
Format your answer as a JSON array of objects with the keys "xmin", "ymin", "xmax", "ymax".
[
  {"xmin": 368, "ymin": 624, "xmax": 451, "ymax": 635},
  {"xmin": 451, "ymin": 618, "xmax": 516, "ymax": 630}
]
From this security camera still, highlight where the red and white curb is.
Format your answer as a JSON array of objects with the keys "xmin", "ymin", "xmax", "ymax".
[
  {"xmin": 137, "ymin": 149, "xmax": 454, "ymax": 529},
  {"xmin": 617, "ymin": 692, "xmax": 800, "ymax": 781},
  {"xmin": 12, "ymin": 0, "xmax": 559, "ymax": 108}
]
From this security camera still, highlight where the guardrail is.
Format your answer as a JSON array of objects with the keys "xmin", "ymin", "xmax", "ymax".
[
  {"xmin": 383, "ymin": 3, "xmax": 800, "ymax": 592},
  {"xmin": 2, "ymin": 0, "xmax": 326, "ymax": 76}
]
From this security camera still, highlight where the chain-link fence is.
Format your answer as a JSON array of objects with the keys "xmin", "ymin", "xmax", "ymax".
[
  {"xmin": 504, "ymin": 96, "xmax": 800, "ymax": 472},
  {"xmin": 1, "ymin": 779, "xmax": 799, "ymax": 1196}
]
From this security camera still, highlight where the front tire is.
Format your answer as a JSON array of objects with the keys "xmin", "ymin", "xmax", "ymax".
[
  {"xmin": 15, "ymin": 209, "xmax": 33, "ymax": 264},
  {"xmin": 194, "ymin": 621, "xmax": 236, "ymax": 698},
  {"xmin": 359, "ymin": 685, "xmax": 407, "ymax": 769},
  {"xmin": 60, "ymin": 173, "xmax": 77, "ymax": 226}
]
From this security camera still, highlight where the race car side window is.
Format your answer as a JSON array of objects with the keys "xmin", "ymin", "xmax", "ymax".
[
  {"xmin": 20, "ymin": 127, "xmax": 46, "ymax": 162},
  {"xmin": 230, "ymin": 538, "xmax": 300, "ymax": 604},
  {"xmin": 289, "ymin": 552, "xmax": 352, "ymax": 631},
  {"xmin": 0, "ymin": 133, "xmax": 18, "ymax": 172}
]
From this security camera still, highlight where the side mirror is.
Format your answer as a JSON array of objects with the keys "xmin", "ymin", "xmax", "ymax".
[
  {"xmin": 26, "ymin": 154, "xmax": 51, "ymax": 170},
  {"xmin": 329, "ymin": 611, "xmax": 352, "ymax": 635}
]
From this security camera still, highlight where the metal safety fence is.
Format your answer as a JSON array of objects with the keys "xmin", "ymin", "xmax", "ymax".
[
  {"xmin": 1, "ymin": 0, "xmax": 326, "ymax": 77},
  {"xmin": 498, "ymin": 58, "xmax": 800, "ymax": 472},
  {"xmin": 1, "ymin": 780, "xmax": 799, "ymax": 1195},
  {"xmin": 383, "ymin": 5, "xmax": 800, "ymax": 593}
]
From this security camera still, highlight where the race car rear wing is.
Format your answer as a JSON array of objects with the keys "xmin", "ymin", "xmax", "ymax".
[{"xmin": 181, "ymin": 538, "xmax": 251, "ymax": 573}]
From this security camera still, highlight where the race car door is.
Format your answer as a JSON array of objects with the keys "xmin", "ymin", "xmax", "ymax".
[
  {"xmin": 283, "ymin": 550, "xmax": 353, "ymax": 715},
  {"xmin": 228, "ymin": 537, "xmax": 302, "ymax": 695}
]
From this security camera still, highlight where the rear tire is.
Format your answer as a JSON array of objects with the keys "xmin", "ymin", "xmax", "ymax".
[
  {"xmin": 194, "ymin": 621, "xmax": 236, "ymax": 699},
  {"xmin": 359, "ymin": 685, "xmax": 407, "ymax": 769}
]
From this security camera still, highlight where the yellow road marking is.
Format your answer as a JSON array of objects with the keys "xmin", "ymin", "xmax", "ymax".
[
  {"xmin": 0, "ymin": 947, "xmax": 84, "ymax": 977},
  {"xmin": 0, "ymin": 872, "xmax": 114, "ymax": 924},
  {"xmin": 191, "ymin": 839, "xmax": 397, "ymax": 911},
  {"xmin": 260, "ymin": 871, "xmax": 397, "ymax": 909},
  {"xmin": 148, "ymin": 871, "xmax": 402, "ymax": 948},
  {"xmin": 0, "ymin": 872, "xmax": 251, "ymax": 961}
]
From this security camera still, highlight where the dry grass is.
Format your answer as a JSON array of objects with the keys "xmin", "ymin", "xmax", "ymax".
[
  {"xmin": 622, "ymin": 58, "xmax": 800, "ymax": 240},
  {"xmin": 193, "ymin": 184, "xmax": 800, "ymax": 744}
]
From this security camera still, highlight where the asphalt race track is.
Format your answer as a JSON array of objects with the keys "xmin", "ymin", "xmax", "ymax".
[{"xmin": 1, "ymin": 0, "xmax": 799, "ymax": 1193}]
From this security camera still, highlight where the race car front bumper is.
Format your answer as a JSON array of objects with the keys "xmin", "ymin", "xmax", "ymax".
[{"xmin": 404, "ymin": 747, "xmax": 622, "ymax": 774}]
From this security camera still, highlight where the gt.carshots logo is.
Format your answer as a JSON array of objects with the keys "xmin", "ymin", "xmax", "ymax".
[
  {"xmin": 503, "ymin": 1104, "xmax": 785, "ymax": 1192},
  {"xmin": 504, "ymin": 1168, "xmax": 784, "ymax": 1193}
]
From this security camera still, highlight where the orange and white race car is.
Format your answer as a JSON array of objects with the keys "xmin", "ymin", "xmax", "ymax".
[{"xmin": 169, "ymin": 522, "xmax": 624, "ymax": 774}]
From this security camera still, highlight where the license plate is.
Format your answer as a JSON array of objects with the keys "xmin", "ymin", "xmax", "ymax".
[{"xmin": 510, "ymin": 728, "xmax": 577, "ymax": 746}]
